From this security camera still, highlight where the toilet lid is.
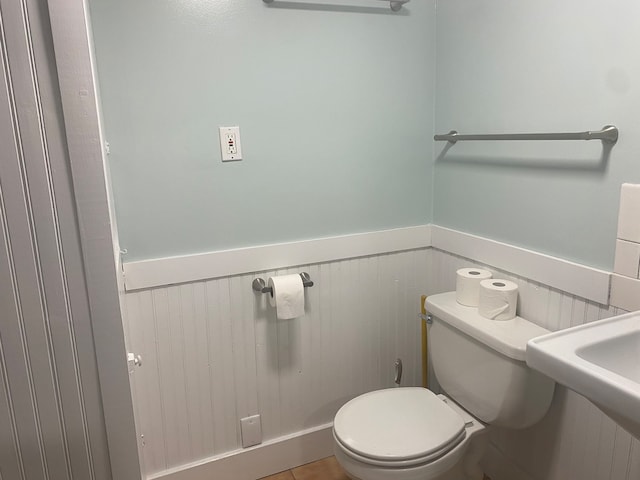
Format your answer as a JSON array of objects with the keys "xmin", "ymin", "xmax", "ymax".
[{"xmin": 333, "ymin": 388, "xmax": 466, "ymax": 462}]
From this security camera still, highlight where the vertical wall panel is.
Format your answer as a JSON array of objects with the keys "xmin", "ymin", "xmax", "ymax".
[
  {"xmin": 136, "ymin": 290, "xmax": 167, "ymax": 474},
  {"xmin": 191, "ymin": 282, "xmax": 215, "ymax": 460},
  {"xmin": 594, "ymin": 411, "xmax": 617, "ymax": 480},
  {"xmin": 153, "ymin": 287, "xmax": 191, "ymax": 467},
  {"xmin": 629, "ymin": 441, "xmax": 640, "ymax": 479},
  {"xmin": 209, "ymin": 278, "xmax": 239, "ymax": 453},
  {"xmin": 179, "ymin": 284, "xmax": 199, "ymax": 459},
  {"xmin": 610, "ymin": 425, "xmax": 632, "ymax": 480},
  {"xmin": 0, "ymin": 323, "xmax": 23, "ymax": 480}
]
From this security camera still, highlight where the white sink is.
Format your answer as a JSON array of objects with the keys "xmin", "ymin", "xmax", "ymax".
[{"xmin": 526, "ymin": 311, "xmax": 640, "ymax": 440}]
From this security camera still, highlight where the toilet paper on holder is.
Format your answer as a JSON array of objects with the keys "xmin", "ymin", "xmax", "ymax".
[
  {"xmin": 267, "ymin": 274, "xmax": 306, "ymax": 319},
  {"xmin": 252, "ymin": 272, "xmax": 314, "ymax": 294}
]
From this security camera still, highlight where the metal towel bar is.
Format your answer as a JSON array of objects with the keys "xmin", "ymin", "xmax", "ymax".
[
  {"xmin": 262, "ymin": 0, "xmax": 410, "ymax": 11},
  {"xmin": 434, "ymin": 125, "xmax": 618, "ymax": 145}
]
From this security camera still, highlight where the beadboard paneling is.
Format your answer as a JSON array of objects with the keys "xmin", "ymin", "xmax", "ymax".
[
  {"xmin": 126, "ymin": 242, "xmax": 640, "ymax": 480},
  {"xmin": 125, "ymin": 249, "xmax": 431, "ymax": 476},
  {"xmin": 430, "ymin": 249, "xmax": 640, "ymax": 480}
]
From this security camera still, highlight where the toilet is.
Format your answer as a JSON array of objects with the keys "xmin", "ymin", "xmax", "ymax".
[{"xmin": 332, "ymin": 291, "xmax": 555, "ymax": 480}]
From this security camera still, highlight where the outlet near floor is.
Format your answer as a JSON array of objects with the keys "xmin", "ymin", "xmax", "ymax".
[{"xmin": 240, "ymin": 414, "xmax": 262, "ymax": 448}]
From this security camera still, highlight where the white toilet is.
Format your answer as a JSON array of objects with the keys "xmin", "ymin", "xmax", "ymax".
[{"xmin": 332, "ymin": 292, "xmax": 555, "ymax": 480}]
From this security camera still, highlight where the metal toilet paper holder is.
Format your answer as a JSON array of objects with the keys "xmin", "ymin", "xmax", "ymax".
[{"xmin": 252, "ymin": 272, "xmax": 314, "ymax": 296}]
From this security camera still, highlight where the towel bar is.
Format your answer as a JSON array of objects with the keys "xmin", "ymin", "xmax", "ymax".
[
  {"xmin": 262, "ymin": 0, "xmax": 410, "ymax": 12},
  {"xmin": 434, "ymin": 125, "xmax": 618, "ymax": 145}
]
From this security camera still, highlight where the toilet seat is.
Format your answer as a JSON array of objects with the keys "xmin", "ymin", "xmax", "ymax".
[
  {"xmin": 333, "ymin": 430, "xmax": 466, "ymax": 468},
  {"xmin": 333, "ymin": 388, "xmax": 467, "ymax": 467}
]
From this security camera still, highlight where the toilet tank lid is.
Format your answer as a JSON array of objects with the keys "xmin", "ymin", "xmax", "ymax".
[{"xmin": 425, "ymin": 292, "xmax": 550, "ymax": 361}]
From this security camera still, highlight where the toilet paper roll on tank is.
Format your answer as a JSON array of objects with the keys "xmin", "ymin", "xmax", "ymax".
[
  {"xmin": 268, "ymin": 274, "xmax": 306, "ymax": 320},
  {"xmin": 478, "ymin": 279, "xmax": 519, "ymax": 321},
  {"xmin": 455, "ymin": 268, "xmax": 493, "ymax": 306}
]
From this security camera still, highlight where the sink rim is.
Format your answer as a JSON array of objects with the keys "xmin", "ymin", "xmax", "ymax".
[
  {"xmin": 575, "ymin": 329, "xmax": 640, "ymax": 382},
  {"xmin": 526, "ymin": 310, "xmax": 640, "ymax": 438}
]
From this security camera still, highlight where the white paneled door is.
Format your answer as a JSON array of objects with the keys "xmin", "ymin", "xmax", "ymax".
[{"xmin": 0, "ymin": 1, "xmax": 119, "ymax": 479}]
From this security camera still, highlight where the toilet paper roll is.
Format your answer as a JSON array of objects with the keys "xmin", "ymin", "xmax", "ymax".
[
  {"xmin": 268, "ymin": 274, "xmax": 305, "ymax": 320},
  {"xmin": 455, "ymin": 268, "xmax": 493, "ymax": 306},
  {"xmin": 478, "ymin": 279, "xmax": 519, "ymax": 321}
]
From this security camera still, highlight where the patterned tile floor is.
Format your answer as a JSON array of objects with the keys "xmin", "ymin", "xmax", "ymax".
[{"xmin": 259, "ymin": 456, "xmax": 350, "ymax": 480}]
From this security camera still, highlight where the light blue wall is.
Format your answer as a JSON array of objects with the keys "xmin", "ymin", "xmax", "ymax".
[
  {"xmin": 88, "ymin": 0, "xmax": 436, "ymax": 262},
  {"xmin": 434, "ymin": 0, "xmax": 640, "ymax": 270},
  {"xmin": 91, "ymin": 0, "xmax": 636, "ymax": 269}
]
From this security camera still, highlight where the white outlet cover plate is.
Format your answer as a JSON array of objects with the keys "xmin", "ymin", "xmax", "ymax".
[
  {"xmin": 219, "ymin": 126, "xmax": 242, "ymax": 162},
  {"xmin": 240, "ymin": 414, "xmax": 262, "ymax": 448}
]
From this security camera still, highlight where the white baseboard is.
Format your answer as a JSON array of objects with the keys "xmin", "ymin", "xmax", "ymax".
[{"xmin": 148, "ymin": 423, "xmax": 334, "ymax": 480}]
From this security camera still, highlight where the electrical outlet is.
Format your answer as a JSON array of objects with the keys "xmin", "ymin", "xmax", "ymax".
[
  {"xmin": 240, "ymin": 414, "xmax": 262, "ymax": 448},
  {"xmin": 225, "ymin": 132, "xmax": 237, "ymax": 154},
  {"xmin": 219, "ymin": 126, "xmax": 242, "ymax": 161}
]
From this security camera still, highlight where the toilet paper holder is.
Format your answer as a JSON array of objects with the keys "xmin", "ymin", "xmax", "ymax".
[{"xmin": 252, "ymin": 272, "xmax": 314, "ymax": 296}]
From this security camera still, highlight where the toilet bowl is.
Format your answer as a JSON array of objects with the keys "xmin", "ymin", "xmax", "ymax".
[
  {"xmin": 332, "ymin": 291, "xmax": 555, "ymax": 480},
  {"xmin": 333, "ymin": 388, "xmax": 487, "ymax": 480}
]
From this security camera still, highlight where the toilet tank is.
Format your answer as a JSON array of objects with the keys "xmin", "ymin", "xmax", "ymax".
[{"xmin": 425, "ymin": 292, "xmax": 555, "ymax": 429}]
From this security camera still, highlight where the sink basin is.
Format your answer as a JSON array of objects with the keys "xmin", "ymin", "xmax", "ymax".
[{"xmin": 526, "ymin": 311, "xmax": 640, "ymax": 440}]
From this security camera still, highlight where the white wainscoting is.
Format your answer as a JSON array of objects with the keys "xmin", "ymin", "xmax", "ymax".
[
  {"xmin": 430, "ymin": 249, "xmax": 640, "ymax": 480},
  {"xmin": 123, "ymin": 231, "xmax": 639, "ymax": 480},
  {"xmin": 124, "ymin": 249, "xmax": 431, "ymax": 478}
]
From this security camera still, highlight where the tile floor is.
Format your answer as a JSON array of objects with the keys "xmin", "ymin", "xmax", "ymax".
[
  {"xmin": 259, "ymin": 456, "xmax": 350, "ymax": 480},
  {"xmin": 259, "ymin": 455, "xmax": 492, "ymax": 480}
]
